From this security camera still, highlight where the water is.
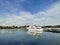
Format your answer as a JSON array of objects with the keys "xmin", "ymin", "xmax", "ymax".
[{"xmin": 0, "ymin": 29, "xmax": 60, "ymax": 45}]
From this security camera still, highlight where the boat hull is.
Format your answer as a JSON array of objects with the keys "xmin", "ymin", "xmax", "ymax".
[{"xmin": 27, "ymin": 29, "xmax": 43, "ymax": 33}]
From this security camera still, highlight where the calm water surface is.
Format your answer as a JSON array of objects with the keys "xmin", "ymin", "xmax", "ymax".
[{"xmin": 0, "ymin": 29, "xmax": 60, "ymax": 45}]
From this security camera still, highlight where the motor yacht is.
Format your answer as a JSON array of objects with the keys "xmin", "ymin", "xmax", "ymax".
[{"xmin": 27, "ymin": 25, "xmax": 43, "ymax": 33}]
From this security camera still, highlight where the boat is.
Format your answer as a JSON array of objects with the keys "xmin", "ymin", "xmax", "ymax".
[
  {"xmin": 27, "ymin": 25, "xmax": 43, "ymax": 33},
  {"xmin": 27, "ymin": 25, "xmax": 43, "ymax": 38}
]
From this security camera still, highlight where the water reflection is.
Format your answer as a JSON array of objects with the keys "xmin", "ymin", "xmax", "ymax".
[
  {"xmin": 27, "ymin": 30, "xmax": 43, "ymax": 38},
  {"xmin": 0, "ymin": 29, "xmax": 60, "ymax": 45},
  {"xmin": 0, "ymin": 29, "xmax": 25, "ymax": 34},
  {"xmin": 0, "ymin": 29, "xmax": 43, "ymax": 38}
]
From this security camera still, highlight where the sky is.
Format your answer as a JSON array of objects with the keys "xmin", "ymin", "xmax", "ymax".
[{"xmin": 0, "ymin": 0, "xmax": 60, "ymax": 26}]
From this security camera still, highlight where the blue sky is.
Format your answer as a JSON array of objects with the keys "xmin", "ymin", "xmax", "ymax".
[{"xmin": 0, "ymin": 0, "xmax": 60, "ymax": 26}]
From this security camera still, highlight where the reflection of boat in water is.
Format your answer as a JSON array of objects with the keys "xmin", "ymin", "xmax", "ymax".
[
  {"xmin": 27, "ymin": 25, "xmax": 43, "ymax": 33},
  {"xmin": 27, "ymin": 31, "xmax": 43, "ymax": 38},
  {"xmin": 27, "ymin": 25, "xmax": 43, "ymax": 38}
]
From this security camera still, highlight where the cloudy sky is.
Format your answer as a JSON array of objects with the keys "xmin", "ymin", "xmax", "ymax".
[{"xmin": 0, "ymin": 0, "xmax": 60, "ymax": 26}]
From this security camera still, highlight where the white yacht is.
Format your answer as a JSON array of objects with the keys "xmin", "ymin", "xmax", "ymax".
[{"xmin": 27, "ymin": 25, "xmax": 43, "ymax": 33}]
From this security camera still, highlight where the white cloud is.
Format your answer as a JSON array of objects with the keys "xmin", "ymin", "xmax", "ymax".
[
  {"xmin": 0, "ymin": 1, "xmax": 60, "ymax": 26},
  {"xmin": 0, "ymin": 12, "xmax": 34, "ymax": 26},
  {"xmin": 33, "ymin": 1, "xmax": 60, "ymax": 25}
]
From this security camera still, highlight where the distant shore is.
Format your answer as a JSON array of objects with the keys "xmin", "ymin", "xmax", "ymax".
[
  {"xmin": 0, "ymin": 25, "xmax": 60, "ymax": 33},
  {"xmin": 0, "ymin": 25, "xmax": 29, "ymax": 29},
  {"xmin": 0, "ymin": 25, "xmax": 60, "ymax": 29}
]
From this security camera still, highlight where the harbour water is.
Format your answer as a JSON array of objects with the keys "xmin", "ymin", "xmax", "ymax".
[{"xmin": 0, "ymin": 29, "xmax": 60, "ymax": 45}]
